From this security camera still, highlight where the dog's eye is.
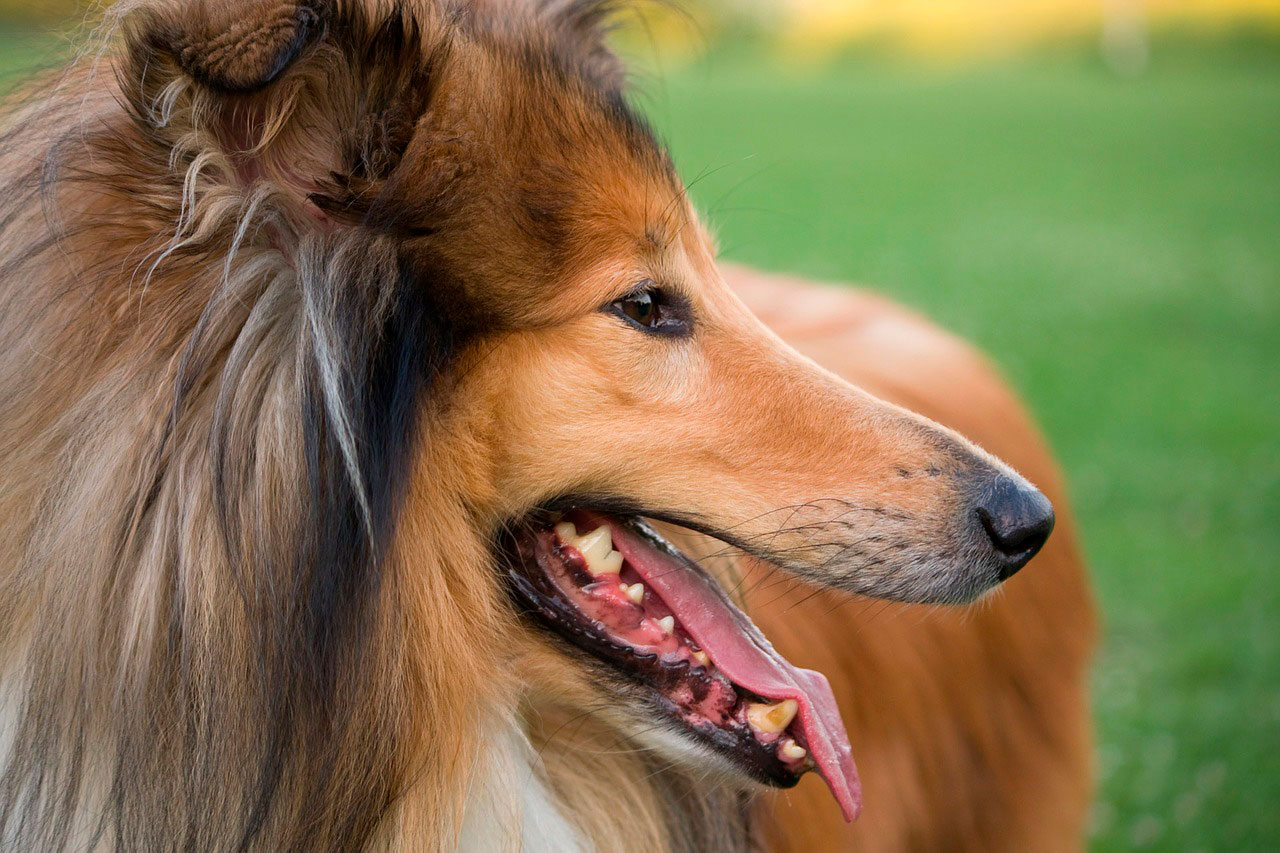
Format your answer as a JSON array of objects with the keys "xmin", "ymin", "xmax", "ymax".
[
  {"xmin": 619, "ymin": 291, "xmax": 659, "ymax": 327},
  {"xmin": 608, "ymin": 284, "xmax": 690, "ymax": 336}
]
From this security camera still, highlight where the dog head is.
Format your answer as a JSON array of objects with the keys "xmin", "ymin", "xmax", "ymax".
[
  {"xmin": 72, "ymin": 0, "xmax": 1055, "ymax": 838},
  {"xmin": 127, "ymin": 0, "xmax": 1052, "ymax": 590}
]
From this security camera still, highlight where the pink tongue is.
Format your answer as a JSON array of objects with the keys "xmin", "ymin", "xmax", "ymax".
[{"xmin": 601, "ymin": 516, "xmax": 861, "ymax": 822}]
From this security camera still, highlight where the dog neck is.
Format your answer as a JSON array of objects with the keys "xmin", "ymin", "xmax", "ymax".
[{"xmin": 454, "ymin": 720, "xmax": 589, "ymax": 852}]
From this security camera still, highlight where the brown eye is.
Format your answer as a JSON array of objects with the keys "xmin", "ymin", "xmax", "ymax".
[
  {"xmin": 606, "ymin": 283, "xmax": 692, "ymax": 337},
  {"xmin": 618, "ymin": 290, "xmax": 660, "ymax": 327}
]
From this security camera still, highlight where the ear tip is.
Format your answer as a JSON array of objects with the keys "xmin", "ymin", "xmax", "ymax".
[
  {"xmin": 246, "ymin": 1, "xmax": 333, "ymax": 92},
  {"xmin": 141, "ymin": 0, "xmax": 335, "ymax": 94},
  {"xmin": 295, "ymin": 0, "xmax": 338, "ymax": 33}
]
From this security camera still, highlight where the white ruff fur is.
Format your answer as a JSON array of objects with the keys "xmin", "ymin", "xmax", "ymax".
[{"xmin": 456, "ymin": 721, "xmax": 586, "ymax": 852}]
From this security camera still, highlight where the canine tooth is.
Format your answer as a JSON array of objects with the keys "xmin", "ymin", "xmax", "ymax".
[
  {"xmin": 691, "ymin": 650, "xmax": 710, "ymax": 667},
  {"xmin": 624, "ymin": 583, "xmax": 645, "ymax": 605},
  {"xmin": 555, "ymin": 523, "xmax": 620, "ymax": 575},
  {"xmin": 575, "ymin": 525, "xmax": 613, "ymax": 564},
  {"xmin": 779, "ymin": 739, "xmax": 807, "ymax": 762},
  {"xmin": 657, "ymin": 615, "xmax": 675, "ymax": 635},
  {"xmin": 747, "ymin": 699, "xmax": 798, "ymax": 734},
  {"xmin": 593, "ymin": 549, "xmax": 623, "ymax": 576}
]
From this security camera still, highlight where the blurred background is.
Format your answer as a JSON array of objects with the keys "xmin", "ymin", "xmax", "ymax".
[{"xmin": 2, "ymin": 0, "xmax": 1277, "ymax": 849}]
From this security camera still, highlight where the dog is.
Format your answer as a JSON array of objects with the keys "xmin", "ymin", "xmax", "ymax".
[{"xmin": 0, "ymin": 1, "xmax": 1094, "ymax": 849}]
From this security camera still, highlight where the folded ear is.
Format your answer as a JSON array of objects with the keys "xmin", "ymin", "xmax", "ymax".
[
  {"xmin": 121, "ymin": 0, "xmax": 441, "ymax": 228},
  {"xmin": 139, "ymin": 0, "xmax": 334, "ymax": 93}
]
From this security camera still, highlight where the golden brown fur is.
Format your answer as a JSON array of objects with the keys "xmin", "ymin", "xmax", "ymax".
[{"xmin": 0, "ymin": 1, "xmax": 1093, "ymax": 849}]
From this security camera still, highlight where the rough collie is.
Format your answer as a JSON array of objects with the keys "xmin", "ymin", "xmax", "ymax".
[{"xmin": 0, "ymin": 0, "xmax": 1094, "ymax": 849}]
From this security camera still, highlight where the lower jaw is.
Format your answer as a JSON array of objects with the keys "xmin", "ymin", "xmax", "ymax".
[{"xmin": 500, "ymin": 510, "xmax": 813, "ymax": 789}]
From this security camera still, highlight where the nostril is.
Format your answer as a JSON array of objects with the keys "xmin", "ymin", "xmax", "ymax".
[
  {"xmin": 977, "ymin": 505, "xmax": 1050, "ymax": 556},
  {"xmin": 974, "ymin": 475, "xmax": 1055, "ymax": 577}
]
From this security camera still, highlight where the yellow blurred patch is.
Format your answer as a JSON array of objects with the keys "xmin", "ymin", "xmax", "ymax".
[{"xmin": 777, "ymin": 0, "xmax": 1280, "ymax": 58}]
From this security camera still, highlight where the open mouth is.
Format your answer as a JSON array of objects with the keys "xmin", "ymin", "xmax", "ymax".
[{"xmin": 501, "ymin": 509, "xmax": 861, "ymax": 821}]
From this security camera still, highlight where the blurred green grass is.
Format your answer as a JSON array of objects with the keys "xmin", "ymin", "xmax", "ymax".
[{"xmin": 3, "ymin": 23, "xmax": 1278, "ymax": 852}]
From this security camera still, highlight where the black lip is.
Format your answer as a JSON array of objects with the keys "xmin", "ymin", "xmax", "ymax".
[{"xmin": 497, "ymin": 511, "xmax": 802, "ymax": 789}]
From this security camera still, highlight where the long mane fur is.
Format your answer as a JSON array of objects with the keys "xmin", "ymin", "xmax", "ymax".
[{"xmin": 0, "ymin": 1, "xmax": 744, "ymax": 849}]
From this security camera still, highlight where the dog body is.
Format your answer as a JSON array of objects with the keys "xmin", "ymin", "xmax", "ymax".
[{"xmin": 0, "ymin": 2, "xmax": 1092, "ymax": 849}]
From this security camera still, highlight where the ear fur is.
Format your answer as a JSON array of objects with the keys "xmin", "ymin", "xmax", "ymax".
[
  {"xmin": 120, "ymin": 0, "xmax": 441, "ymax": 227},
  {"xmin": 140, "ymin": 0, "xmax": 334, "ymax": 93},
  {"xmin": 537, "ymin": 0, "xmax": 630, "ymax": 90}
]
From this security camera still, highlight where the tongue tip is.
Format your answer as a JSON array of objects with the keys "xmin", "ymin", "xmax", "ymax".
[
  {"xmin": 810, "ymin": 746, "xmax": 862, "ymax": 823},
  {"xmin": 790, "ymin": 670, "xmax": 862, "ymax": 823},
  {"xmin": 829, "ymin": 778, "xmax": 862, "ymax": 823}
]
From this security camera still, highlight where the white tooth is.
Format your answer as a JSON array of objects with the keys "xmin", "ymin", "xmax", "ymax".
[
  {"xmin": 691, "ymin": 650, "xmax": 710, "ymax": 667},
  {"xmin": 625, "ymin": 583, "xmax": 645, "ymax": 605},
  {"xmin": 779, "ymin": 738, "xmax": 807, "ymax": 762},
  {"xmin": 657, "ymin": 615, "xmax": 675, "ymax": 635},
  {"xmin": 557, "ymin": 523, "xmax": 620, "ymax": 576},
  {"xmin": 747, "ymin": 699, "xmax": 798, "ymax": 734},
  {"xmin": 594, "ymin": 549, "xmax": 623, "ymax": 576},
  {"xmin": 575, "ymin": 525, "xmax": 613, "ymax": 566}
]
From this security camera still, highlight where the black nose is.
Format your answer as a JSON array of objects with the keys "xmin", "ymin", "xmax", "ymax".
[{"xmin": 973, "ymin": 474, "xmax": 1055, "ymax": 578}]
